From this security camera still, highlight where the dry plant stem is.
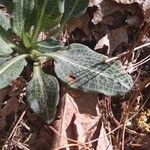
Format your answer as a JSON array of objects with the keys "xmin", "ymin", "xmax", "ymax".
[
  {"xmin": 47, "ymin": 125, "xmax": 90, "ymax": 150},
  {"xmin": 12, "ymin": 140, "xmax": 30, "ymax": 150},
  {"xmin": 84, "ymin": 125, "xmax": 122, "ymax": 145},
  {"xmin": 122, "ymin": 22, "xmax": 150, "ymax": 64},
  {"xmin": 104, "ymin": 97, "xmax": 113, "ymax": 144},
  {"xmin": 133, "ymin": 55, "xmax": 150, "ymax": 68},
  {"xmin": 2, "ymin": 108, "xmax": 28, "ymax": 150},
  {"xmin": 118, "ymin": 77, "xmax": 150, "ymax": 150},
  {"xmin": 128, "ymin": 93, "xmax": 150, "ymax": 121},
  {"xmin": 54, "ymin": 144, "xmax": 91, "ymax": 150},
  {"xmin": 104, "ymin": 41, "xmax": 150, "ymax": 63}
]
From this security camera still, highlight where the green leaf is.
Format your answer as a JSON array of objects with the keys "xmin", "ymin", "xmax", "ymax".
[
  {"xmin": 0, "ymin": 0, "xmax": 13, "ymax": 11},
  {"xmin": 27, "ymin": 63, "xmax": 60, "ymax": 123},
  {"xmin": 0, "ymin": 54, "xmax": 28, "ymax": 89},
  {"xmin": 23, "ymin": 33, "xmax": 31, "ymax": 48},
  {"xmin": 35, "ymin": 37, "xmax": 64, "ymax": 53},
  {"xmin": 46, "ymin": 43, "xmax": 133, "ymax": 96},
  {"xmin": 0, "ymin": 37, "xmax": 13, "ymax": 56},
  {"xmin": 31, "ymin": 0, "xmax": 64, "ymax": 42},
  {"xmin": 0, "ymin": 10, "xmax": 11, "ymax": 31},
  {"xmin": 35, "ymin": 0, "xmax": 64, "ymax": 31},
  {"xmin": 0, "ymin": 36, "xmax": 13, "ymax": 55},
  {"xmin": 0, "ymin": 55, "xmax": 12, "ymax": 65},
  {"xmin": 61, "ymin": 0, "xmax": 89, "ymax": 27},
  {"xmin": 0, "ymin": 26, "xmax": 22, "ymax": 54},
  {"xmin": 12, "ymin": 0, "xmax": 34, "ymax": 37}
]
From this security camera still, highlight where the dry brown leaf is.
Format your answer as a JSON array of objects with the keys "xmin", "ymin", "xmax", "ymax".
[
  {"xmin": 28, "ymin": 127, "xmax": 52, "ymax": 150},
  {"xmin": 113, "ymin": 0, "xmax": 150, "ymax": 23},
  {"xmin": 90, "ymin": 0, "xmax": 143, "ymax": 25},
  {"xmin": 96, "ymin": 123, "xmax": 113, "ymax": 150},
  {"xmin": 52, "ymin": 93, "xmax": 79, "ymax": 150},
  {"xmin": 65, "ymin": 13, "xmax": 90, "ymax": 38},
  {"xmin": 70, "ymin": 91, "xmax": 99, "ymax": 115},
  {"xmin": 0, "ymin": 97, "xmax": 19, "ymax": 130},
  {"xmin": 95, "ymin": 26, "xmax": 128, "ymax": 55},
  {"xmin": 95, "ymin": 34, "xmax": 110, "ymax": 54},
  {"xmin": 74, "ymin": 113, "xmax": 101, "ymax": 149},
  {"xmin": 0, "ymin": 87, "xmax": 10, "ymax": 106},
  {"xmin": 52, "ymin": 93, "xmax": 100, "ymax": 150},
  {"xmin": 89, "ymin": 0, "xmax": 103, "ymax": 7}
]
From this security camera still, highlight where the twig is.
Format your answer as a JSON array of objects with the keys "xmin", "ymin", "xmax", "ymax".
[
  {"xmin": 54, "ymin": 143, "xmax": 90, "ymax": 150},
  {"xmin": 104, "ymin": 41, "xmax": 150, "ymax": 63},
  {"xmin": 12, "ymin": 140, "xmax": 30, "ymax": 150},
  {"xmin": 2, "ymin": 109, "xmax": 28, "ymax": 150},
  {"xmin": 121, "ymin": 77, "xmax": 150, "ymax": 150},
  {"xmin": 84, "ymin": 124, "xmax": 122, "ymax": 145},
  {"xmin": 46, "ymin": 125, "xmax": 90, "ymax": 150}
]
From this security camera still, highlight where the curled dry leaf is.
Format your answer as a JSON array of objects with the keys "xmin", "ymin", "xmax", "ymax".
[
  {"xmin": 96, "ymin": 123, "xmax": 113, "ymax": 150},
  {"xmin": 95, "ymin": 26, "xmax": 128, "ymax": 55},
  {"xmin": 52, "ymin": 93, "xmax": 101, "ymax": 150},
  {"xmin": 52, "ymin": 93, "xmax": 79, "ymax": 150},
  {"xmin": 74, "ymin": 113, "xmax": 101, "ymax": 149},
  {"xmin": 65, "ymin": 13, "xmax": 90, "ymax": 39},
  {"xmin": 90, "ymin": 0, "xmax": 143, "ymax": 25},
  {"xmin": 113, "ymin": 0, "xmax": 150, "ymax": 23}
]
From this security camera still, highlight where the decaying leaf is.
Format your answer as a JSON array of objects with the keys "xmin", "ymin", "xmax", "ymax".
[
  {"xmin": 113, "ymin": 0, "xmax": 150, "ymax": 23},
  {"xmin": 65, "ymin": 13, "xmax": 90, "ymax": 38},
  {"xmin": 52, "ymin": 93, "xmax": 114, "ymax": 150},
  {"xmin": 52, "ymin": 93, "xmax": 79, "ymax": 149},
  {"xmin": 0, "ymin": 97, "xmax": 19, "ymax": 130},
  {"xmin": 74, "ymin": 113, "xmax": 101, "ymax": 149},
  {"xmin": 96, "ymin": 122, "xmax": 113, "ymax": 150},
  {"xmin": 90, "ymin": 0, "xmax": 143, "ymax": 25}
]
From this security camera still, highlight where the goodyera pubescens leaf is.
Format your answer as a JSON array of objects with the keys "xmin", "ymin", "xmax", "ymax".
[
  {"xmin": 12, "ymin": 0, "xmax": 34, "ymax": 37},
  {"xmin": 61, "ymin": 0, "xmax": 89, "ymax": 24},
  {"xmin": 27, "ymin": 63, "xmax": 60, "ymax": 123},
  {"xmin": 46, "ymin": 43, "xmax": 133, "ymax": 96},
  {"xmin": 35, "ymin": 37, "xmax": 64, "ymax": 53},
  {"xmin": 0, "ymin": 54, "xmax": 28, "ymax": 89}
]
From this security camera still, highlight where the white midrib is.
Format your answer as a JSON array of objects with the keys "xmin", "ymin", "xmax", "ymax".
[
  {"xmin": 0, "ymin": 54, "xmax": 27, "ymax": 74},
  {"xmin": 49, "ymin": 53, "xmax": 131, "ymax": 90}
]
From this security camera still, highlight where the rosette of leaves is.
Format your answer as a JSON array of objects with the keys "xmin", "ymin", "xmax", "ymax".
[{"xmin": 0, "ymin": 0, "xmax": 133, "ymax": 123}]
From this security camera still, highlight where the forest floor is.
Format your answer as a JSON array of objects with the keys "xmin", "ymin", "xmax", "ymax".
[{"xmin": 0, "ymin": 0, "xmax": 150, "ymax": 150}]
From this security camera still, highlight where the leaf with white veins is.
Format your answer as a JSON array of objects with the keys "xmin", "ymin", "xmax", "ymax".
[
  {"xmin": 35, "ymin": 37, "xmax": 64, "ymax": 53},
  {"xmin": 0, "ymin": 36, "xmax": 13, "ymax": 56},
  {"xmin": 61, "ymin": 0, "xmax": 89, "ymax": 26},
  {"xmin": 12, "ymin": 0, "xmax": 34, "ymax": 37},
  {"xmin": 27, "ymin": 63, "xmax": 60, "ymax": 123},
  {"xmin": 0, "ymin": 10, "xmax": 11, "ymax": 31},
  {"xmin": 46, "ymin": 43, "xmax": 133, "ymax": 96},
  {"xmin": 0, "ymin": 54, "xmax": 28, "ymax": 89}
]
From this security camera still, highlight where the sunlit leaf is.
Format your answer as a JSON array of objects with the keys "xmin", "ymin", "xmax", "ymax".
[
  {"xmin": 46, "ymin": 43, "xmax": 133, "ymax": 96},
  {"xmin": 0, "ymin": 54, "xmax": 28, "ymax": 89},
  {"xmin": 12, "ymin": 0, "xmax": 34, "ymax": 37},
  {"xmin": 27, "ymin": 63, "xmax": 60, "ymax": 123},
  {"xmin": 0, "ymin": 10, "xmax": 11, "ymax": 31},
  {"xmin": 0, "ymin": 36, "xmax": 13, "ymax": 55},
  {"xmin": 0, "ymin": 55, "xmax": 12, "ymax": 65},
  {"xmin": 34, "ymin": 0, "xmax": 64, "ymax": 31}
]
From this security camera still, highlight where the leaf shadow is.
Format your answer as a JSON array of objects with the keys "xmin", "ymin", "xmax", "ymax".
[{"xmin": 67, "ymin": 61, "xmax": 124, "ymax": 88}]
